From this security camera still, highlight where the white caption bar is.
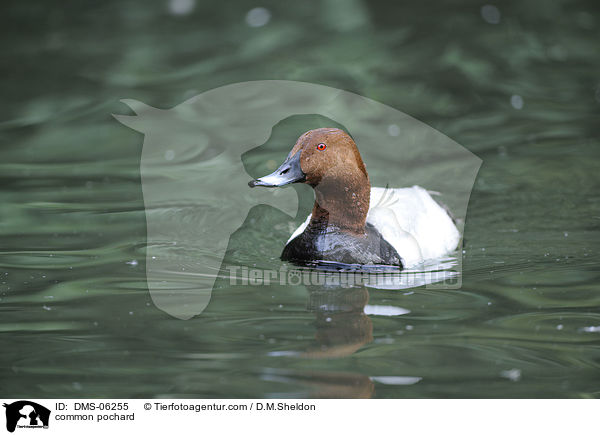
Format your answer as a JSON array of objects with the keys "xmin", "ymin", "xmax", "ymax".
[{"xmin": 0, "ymin": 399, "xmax": 595, "ymax": 434}]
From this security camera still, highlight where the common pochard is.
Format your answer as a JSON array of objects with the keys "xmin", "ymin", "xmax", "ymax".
[{"xmin": 248, "ymin": 128, "xmax": 460, "ymax": 268}]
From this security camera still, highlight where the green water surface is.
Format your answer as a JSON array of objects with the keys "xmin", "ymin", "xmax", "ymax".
[{"xmin": 1, "ymin": 0, "xmax": 599, "ymax": 398}]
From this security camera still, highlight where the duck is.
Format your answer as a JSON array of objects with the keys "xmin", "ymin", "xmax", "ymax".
[{"xmin": 248, "ymin": 128, "xmax": 460, "ymax": 268}]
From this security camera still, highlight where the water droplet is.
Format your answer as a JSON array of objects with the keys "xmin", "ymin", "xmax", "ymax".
[
  {"xmin": 387, "ymin": 124, "xmax": 400, "ymax": 136},
  {"xmin": 246, "ymin": 7, "xmax": 271, "ymax": 27},
  {"xmin": 481, "ymin": 5, "xmax": 501, "ymax": 24},
  {"xmin": 167, "ymin": 0, "xmax": 195, "ymax": 15},
  {"xmin": 164, "ymin": 150, "xmax": 175, "ymax": 161},
  {"xmin": 500, "ymin": 368, "xmax": 521, "ymax": 381},
  {"xmin": 510, "ymin": 95, "xmax": 524, "ymax": 110}
]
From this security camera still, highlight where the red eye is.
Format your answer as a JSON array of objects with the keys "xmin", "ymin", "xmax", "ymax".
[{"xmin": 317, "ymin": 143, "xmax": 327, "ymax": 151}]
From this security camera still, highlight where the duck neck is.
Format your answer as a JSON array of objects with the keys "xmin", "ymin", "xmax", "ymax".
[{"xmin": 308, "ymin": 174, "xmax": 371, "ymax": 235}]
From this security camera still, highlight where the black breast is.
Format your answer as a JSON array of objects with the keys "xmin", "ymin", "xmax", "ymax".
[{"xmin": 281, "ymin": 223, "xmax": 403, "ymax": 268}]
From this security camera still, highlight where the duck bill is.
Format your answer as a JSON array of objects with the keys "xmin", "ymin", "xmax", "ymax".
[{"xmin": 248, "ymin": 150, "xmax": 305, "ymax": 188}]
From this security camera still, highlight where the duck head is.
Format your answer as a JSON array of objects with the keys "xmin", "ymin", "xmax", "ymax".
[{"xmin": 249, "ymin": 128, "xmax": 370, "ymax": 234}]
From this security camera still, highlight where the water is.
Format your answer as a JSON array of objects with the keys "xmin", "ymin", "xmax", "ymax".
[{"xmin": 1, "ymin": 0, "xmax": 599, "ymax": 398}]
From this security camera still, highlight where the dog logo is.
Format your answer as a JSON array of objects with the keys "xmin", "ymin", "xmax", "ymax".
[{"xmin": 3, "ymin": 401, "xmax": 50, "ymax": 432}]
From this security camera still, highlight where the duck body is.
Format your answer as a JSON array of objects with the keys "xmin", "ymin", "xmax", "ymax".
[
  {"xmin": 287, "ymin": 186, "xmax": 460, "ymax": 268},
  {"xmin": 248, "ymin": 128, "xmax": 460, "ymax": 268}
]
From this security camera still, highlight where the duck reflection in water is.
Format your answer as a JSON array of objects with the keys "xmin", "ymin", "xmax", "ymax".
[
  {"xmin": 284, "ymin": 280, "xmax": 375, "ymax": 398},
  {"xmin": 304, "ymin": 283, "xmax": 372, "ymax": 359}
]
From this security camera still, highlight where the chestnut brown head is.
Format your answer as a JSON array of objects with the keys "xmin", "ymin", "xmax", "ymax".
[
  {"xmin": 248, "ymin": 128, "xmax": 368, "ymax": 189},
  {"xmin": 249, "ymin": 128, "xmax": 372, "ymax": 233}
]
